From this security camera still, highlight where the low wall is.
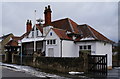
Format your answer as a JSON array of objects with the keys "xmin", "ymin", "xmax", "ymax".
[{"xmin": 13, "ymin": 55, "xmax": 86, "ymax": 73}]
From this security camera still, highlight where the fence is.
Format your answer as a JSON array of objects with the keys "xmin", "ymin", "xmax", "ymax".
[{"xmin": 88, "ymin": 54, "xmax": 107, "ymax": 77}]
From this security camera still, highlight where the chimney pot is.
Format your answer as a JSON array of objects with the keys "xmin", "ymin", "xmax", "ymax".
[
  {"xmin": 48, "ymin": 5, "xmax": 50, "ymax": 9},
  {"xmin": 26, "ymin": 19, "xmax": 32, "ymax": 33},
  {"xmin": 26, "ymin": 19, "xmax": 29, "ymax": 25},
  {"xmin": 29, "ymin": 20, "xmax": 32, "ymax": 25},
  {"xmin": 44, "ymin": 5, "xmax": 52, "ymax": 26},
  {"xmin": 45, "ymin": 7, "xmax": 47, "ymax": 10}
]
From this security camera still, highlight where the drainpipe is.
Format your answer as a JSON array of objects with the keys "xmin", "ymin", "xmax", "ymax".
[{"xmin": 61, "ymin": 39, "xmax": 63, "ymax": 57}]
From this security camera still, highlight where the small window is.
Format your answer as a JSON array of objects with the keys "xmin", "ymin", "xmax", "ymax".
[
  {"xmin": 53, "ymin": 40, "xmax": 56, "ymax": 44},
  {"xmin": 80, "ymin": 46, "xmax": 82, "ymax": 49},
  {"xmin": 32, "ymin": 31, "xmax": 34, "ymax": 37},
  {"xmin": 88, "ymin": 45, "xmax": 91, "ymax": 50},
  {"xmin": 47, "ymin": 40, "xmax": 49, "ymax": 45},
  {"xmin": 50, "ymin": 40, "xmax": 52, "ymax": 44},
  {"xmin": 50, "ymin": 32, "xmax": 52, "ymax": 36},
  {"xmin": 84, "ymin": 46, "xmax": 86, "ymax": 49}
]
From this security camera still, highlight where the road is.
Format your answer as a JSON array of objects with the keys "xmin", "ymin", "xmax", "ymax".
[{"xmin": 1, "ymin": 66, "xmax": 48, "ymax": 79}]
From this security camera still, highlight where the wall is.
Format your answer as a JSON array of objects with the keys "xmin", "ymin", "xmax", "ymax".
[
  {"xmin": 13, "ymin": 55, "xmax": 85, "ymax": 73},
  {"xmin": 62, "ymin": 40, "xmax": 79, "ymax": 57},
  {"xmin": 96, "ymin": 41, "xmax": 112, "ymax": 67},
  {"xmin": 76, "ymin": 41, "xmax": 112, "ymax": 67},
  {"xmin": 45, "ymin": 29, "xmax": 61, "ymax": 57},
  {"xmin": 76, "ymin": 41, "xmax": 96, "ymax": 56}
]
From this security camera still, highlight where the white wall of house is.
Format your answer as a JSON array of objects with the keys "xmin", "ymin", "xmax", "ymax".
[
  {"xmin": 62, "ymin": 40, "xmax": 79, "ymax": 57},
  {"xmin": 96, "ymin": 41, "xmax": 112, "ymax": 67},
  {"xmin": 76, "ymin": 41, "xmax": 112, "ymax": 67},
  {"xmin": 45, "ymin": 29, "xmax": 61, "ymax": 57},
  {"xmin": 76, "ymin": 41, "xmax": 96, "ymax": 55},
  {"xmin": 28, "ymin": 28, "xmax": 42, "ymax": 38}
]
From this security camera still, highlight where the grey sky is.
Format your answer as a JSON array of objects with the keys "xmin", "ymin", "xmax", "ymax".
[{"xmin": 1, "ymin": 2, "xmax": 118, "ymax": 42}]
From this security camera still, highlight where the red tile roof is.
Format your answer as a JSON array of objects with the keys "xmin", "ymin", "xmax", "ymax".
[
  {"xmin": 52, "ymin": 28, "xmax": 73, "ymax": 40},
  {"xmin": 12, "ymin": 36, "xmax": 21, "ymax": 41},
  {"xmin": 36, "ymin": 24, "xmax": 43, "ymax": 33},
  {"xmin": 51, "ymin": 18, "xmax": 74, "ymax": 33},
  {"xmin": 77, "ymin": 24, "xmax": 113, "ymax": 43},
  {"xmin": 21, "ymin": 18, "xmax": 113, "ymax": 43},
  {"xmin": 6, "ymin": 40, "xmax": 18, "ymax": 46}
]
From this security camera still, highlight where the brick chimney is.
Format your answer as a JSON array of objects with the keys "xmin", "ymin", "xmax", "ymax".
[
  {"xmin": 44, "ymin": 5, "xmax": 52, "ymax": 26},
  {"xmin": 26, "ymin": 20, "xmax": 32, "ymax": 33}
]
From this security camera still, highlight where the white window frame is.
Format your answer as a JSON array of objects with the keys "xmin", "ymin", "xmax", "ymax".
[
  {"xmin": 79, "ymin": 45, "xmax": 91, "ymax": 50},
  {"xmin": 46, "ymin": 39, "xmax": 56, "ymax": 45}
]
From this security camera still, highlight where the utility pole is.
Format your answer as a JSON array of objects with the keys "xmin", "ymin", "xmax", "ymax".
[{"xmin": 34, "ymin": 10, "xmax": 37, "ymax": 53}]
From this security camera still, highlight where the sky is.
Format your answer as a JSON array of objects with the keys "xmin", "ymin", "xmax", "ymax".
[{"xmin": 1, "ymin": 2, "xmax": 118, "ymax": 42}]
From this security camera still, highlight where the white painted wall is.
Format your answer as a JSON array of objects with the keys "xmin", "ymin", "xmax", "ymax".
[
  {"xmin": 76, "ymin": 41, "xmax": 96, "ymax": 55},
  {"xmin": 96, "ymin": 41, "xmax": 112, "ymax": 67},
  {"xmin": 62, "ymin": 40, "xmax": 79, "ymax": 57},
  {"xmin": 45, "ymin": 29, "xmax": 61, "ymax": 57},
  {"xmin": 76, "ymin": 41, "xmax": 112, "ymax": 67},
  {"xmin": 28, "ymin": 29, "xmax": 42, "ymax": 38},
  {"xmin": 43, "ymin": 26, "xmax": 53, "ymax": 36}
]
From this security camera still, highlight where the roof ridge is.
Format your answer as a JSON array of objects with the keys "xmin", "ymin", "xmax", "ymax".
[
  {"xmin": 52, "ymin": 27, "xmax": 67, "ymax": 31},
  {"xmin": 51, "ymin": 18, "xmax": 70, "ymax": 23}
]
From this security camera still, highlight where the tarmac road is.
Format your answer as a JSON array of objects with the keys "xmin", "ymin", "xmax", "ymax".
[{"xmin": 1, "ymin": 66, "xmax": 48, "ymax": 79}]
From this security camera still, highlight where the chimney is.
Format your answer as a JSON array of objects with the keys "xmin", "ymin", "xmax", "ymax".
[
  {"xmin": 44, "ymin": 5, "xmax": 52, "ymax": 26},
  {"xmin": 26, "ymin": 20, "xmax": 32, "ymax": 33}
]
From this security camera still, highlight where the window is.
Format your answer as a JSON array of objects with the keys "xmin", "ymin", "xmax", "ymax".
[
  {"xmin": 47, "ymin": 40, "xmax": 49, "ymax": 45},
  {"xmin": 88, "ymin": 45, "xmax": 91, "ymax": 50},
  {"xmin": 79, "ymin": 45, "xmax": 91, "ymax": 50},
  {"xmin": 50, "ymin": 32, "xmax": 52, "ymax": 36},
  {"xmin": 47, "ymin": 39, "xmax": 56, "ymax": 45},
  {"xmin": 50, "ymin": 40, "xmax": 52, "ymax": 44},
  {"xmin": 53, "ymin": 40, "xmax": 56, "ymax": 44},
  {"xmin": 84, "ymin": 46, "xmax": 86, "ymax": 49},
  {"xmin": 80, "ymin": 46, "xmax": 82, "ymax": 49},
  {"xmin": 32, "ymin": 31, "xmax": 34, "ymax": 37}
]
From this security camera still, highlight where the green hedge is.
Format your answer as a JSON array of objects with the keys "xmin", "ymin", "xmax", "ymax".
[{"xmin": 13, "ymin": 55, "xmax": 85, "ymax": 73}]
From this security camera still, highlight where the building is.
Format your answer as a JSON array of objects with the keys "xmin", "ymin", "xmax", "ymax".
[
  {"xmin": 0, "ymin": 33, "xmax": 21, "ymax": 62},
  {"xmin": 21, "ymin": 5, "xmax": 114, "ymax": 69}
]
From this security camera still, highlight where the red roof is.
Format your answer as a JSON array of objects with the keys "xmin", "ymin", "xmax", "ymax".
[
  {"xmin": 12, "ymin": 36, "xmax": 21, "ymax": 41},
  {"xmin": 36, "ymin": 24, "xmax": 43, "ymax": 33},
  {"xmin": 77, "ymin": 24, "xmax": 113, "ymax": 43},
  {"xmin": 21, "ymin": 18, "xmax": 113, "ymax": 43},
  {"xmin": 6, "ymin": 40, "xmax": 18, "ymax": 46},
  {"xmin": 52, "ymin": 28, "xmax": 72, "ymax": 40}
]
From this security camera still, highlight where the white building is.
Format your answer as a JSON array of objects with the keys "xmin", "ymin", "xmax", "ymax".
[{"xmin": 21, "ymin": 5, "xmax": 114, "ymax": 69}]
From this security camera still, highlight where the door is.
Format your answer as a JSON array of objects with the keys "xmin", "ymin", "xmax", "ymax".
[{"xmin": 48, "ymin": 48, "xmax": 54, "ymax": 57}]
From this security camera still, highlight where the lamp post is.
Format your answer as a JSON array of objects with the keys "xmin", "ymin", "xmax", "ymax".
[
  {"xmin": 18, "ymin": 40, "xmax": 22, "ymax": 68},
  {"xmin": 34, "ymin": 10, "xmax": 37, "ymax": 53}
]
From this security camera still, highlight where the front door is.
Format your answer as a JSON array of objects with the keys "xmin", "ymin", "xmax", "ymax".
[{"xmin": 48, "ymin": 48, "xmax": 54, "ymax": 57}]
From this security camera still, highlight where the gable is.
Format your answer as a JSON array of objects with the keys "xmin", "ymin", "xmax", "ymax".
[{"xmin": 45, "ymin": 29, "xmax": 60, "ymax": 40}]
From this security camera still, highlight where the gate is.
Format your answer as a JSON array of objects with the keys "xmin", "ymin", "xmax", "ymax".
[{"xmin": 88, "ymin": 54, "xmax": 107, "ymax": 76}]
